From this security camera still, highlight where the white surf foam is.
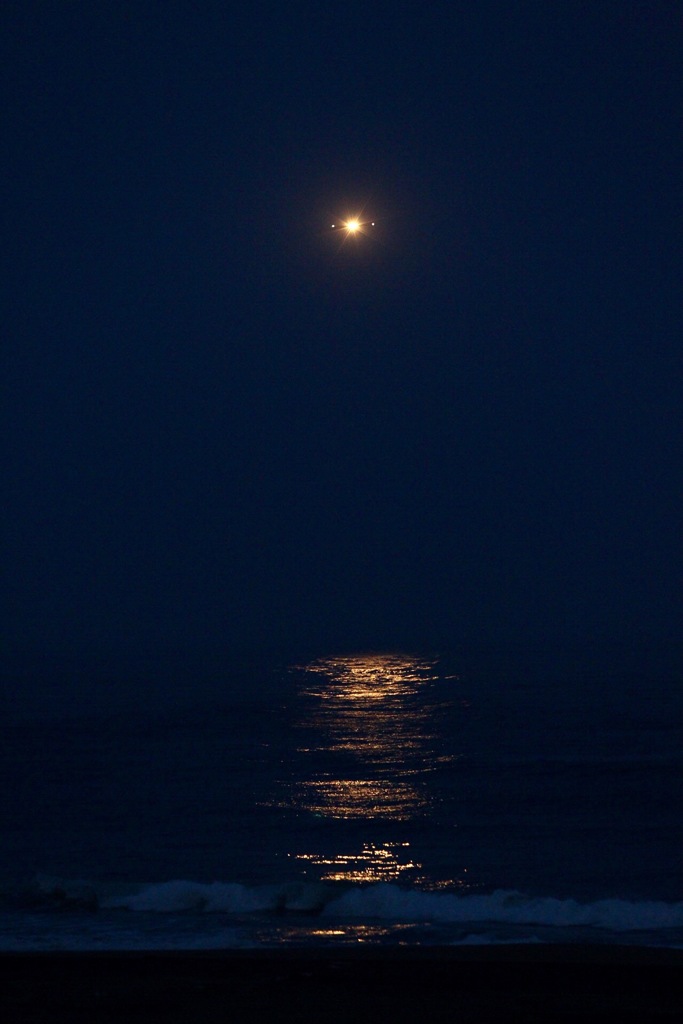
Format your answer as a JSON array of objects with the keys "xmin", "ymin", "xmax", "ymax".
[
  {"xmin": 13, "ymin": 876, "xmax": 683, "ymax": 934},
  {"xmin": 324, "ymin": 884, "xmax": 683, "ymax": 931}
]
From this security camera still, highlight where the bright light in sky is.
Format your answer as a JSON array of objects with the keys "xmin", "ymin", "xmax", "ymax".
[{"xmin": 329, "ymin": 216, "xmax": 376, "ymax": 238}]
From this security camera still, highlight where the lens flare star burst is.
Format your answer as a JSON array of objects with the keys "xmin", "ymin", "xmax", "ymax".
[{"xmin": 329, "ymin": 215, "xmax": 376, "ymax": 245}]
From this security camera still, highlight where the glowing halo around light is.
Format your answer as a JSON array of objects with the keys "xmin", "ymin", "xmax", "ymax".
[{"xmin": 329, "ymin": 214, "xmax": 377, "ymax": 245}]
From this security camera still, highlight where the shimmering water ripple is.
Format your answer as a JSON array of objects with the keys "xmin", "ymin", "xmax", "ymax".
[{"xmin": 278, "ymin": 653, "xmax": 463, "ymax": 887}]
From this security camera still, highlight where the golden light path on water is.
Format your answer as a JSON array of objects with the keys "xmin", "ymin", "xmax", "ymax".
[
  {"xmin": 286, "ymin": 653, "xmax": 461, "ymax": 887},
  {"xmin": 293, "ymin": 842, "xmax": 420, "ymax": 884}
]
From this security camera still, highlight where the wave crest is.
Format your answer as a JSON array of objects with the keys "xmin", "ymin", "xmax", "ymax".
[{"xmin": 7, "ymin": 876, "xmax": 683, "ymax": 933}]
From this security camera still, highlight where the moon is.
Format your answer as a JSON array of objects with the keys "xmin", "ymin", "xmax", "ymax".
[{"xmin": 330, "ymin": 218, "xmax": 376, "ymax": 234}]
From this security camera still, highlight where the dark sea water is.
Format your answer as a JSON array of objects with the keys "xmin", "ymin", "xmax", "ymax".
[{"xmin": 2, "ymin": 650, "xmax": 683, "ymax": 950}]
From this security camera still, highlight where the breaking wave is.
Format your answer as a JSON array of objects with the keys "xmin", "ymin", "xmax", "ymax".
[
  {"xmin": 325, "ymin": 884, "xmax": 683, "ymax": 931},
  {"xmin": 7, "ymin": 876, "xmax": 683, "ymax": 934}
]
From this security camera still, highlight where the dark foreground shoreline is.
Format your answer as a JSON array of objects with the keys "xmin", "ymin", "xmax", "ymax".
[{"xmin": 1, "ymin": 945, "xmax": 681, "ymax": 1022}]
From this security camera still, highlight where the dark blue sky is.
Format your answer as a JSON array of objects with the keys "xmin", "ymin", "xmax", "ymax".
[{"xmin": 3, "ymin": 2, "xmax": 681, "ymax": 660}]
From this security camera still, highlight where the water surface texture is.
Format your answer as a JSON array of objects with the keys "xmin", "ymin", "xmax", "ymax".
[{"xmin": 2, "ymin": 651, "xmax": 683, "ymax": 949}]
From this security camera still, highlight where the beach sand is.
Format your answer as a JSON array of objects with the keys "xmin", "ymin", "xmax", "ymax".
[{"xmin": 1, "ymin": 945, "xmax": 681, "ymax": 1022}]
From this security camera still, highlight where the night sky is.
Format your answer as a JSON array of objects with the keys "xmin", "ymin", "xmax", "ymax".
[{"xmin": 3, "ymin": 2, "xmax": 682, "ymax": 669}]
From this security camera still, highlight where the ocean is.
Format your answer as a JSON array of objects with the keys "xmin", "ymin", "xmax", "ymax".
[{"xmin": 2, "ymin": 650, "xmax": 682, "ymax": 951}]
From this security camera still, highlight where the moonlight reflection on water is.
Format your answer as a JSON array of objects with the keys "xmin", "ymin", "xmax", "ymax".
[{"xmin": 281, "ymin": 653, "xmax": 461, "ymax": 886}]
